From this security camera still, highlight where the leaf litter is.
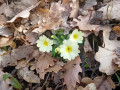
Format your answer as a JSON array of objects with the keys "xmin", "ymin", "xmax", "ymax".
[{"xmin": 0, "ymin": 0, "xmax": 120, "ymax": 89}]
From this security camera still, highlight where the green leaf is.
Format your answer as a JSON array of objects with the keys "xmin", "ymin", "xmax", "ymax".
[
  {"xmin": 10, "ymin": 77, "xmax": 22, "ymax": 89},
  {"xmin": 3, "ymin": 74, "xmax": 9, "ymax": 81},
  {"xmin": 84, "ymin": 64, "xmax": 89, "ymax": 68},
  {"xmin": 115, "ymin": 73, "xmax": 120, "ymax": 83},
  {"xmin": 3, "ymin": 46, "xmax": 7, "ymax": 51}
]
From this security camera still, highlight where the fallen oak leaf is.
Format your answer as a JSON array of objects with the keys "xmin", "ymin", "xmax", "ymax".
[
  {"xmin": 61, "ymin": 56, "xmax": 82, "ymax": 90},
  {"xmin": 70, "ymin": 11, "xmax": 105, "ymax": 36},
  {"xmin": 35, "ymin": 53, "xmax": 56, "ymax": 79},
  {"xmin": 95, "ymin": 27, "xmax": 120, "ymax": 75},
  {"xmin": 95, "ymin": 47, "xmax": 120, "ymax": 75},
  {"xmin": 44, "ymin": 61, "xmax": 64, "ymax": 74},
  {"xmin": 70, "ymin": 11, "xmax": 100, "ymax": 31}
]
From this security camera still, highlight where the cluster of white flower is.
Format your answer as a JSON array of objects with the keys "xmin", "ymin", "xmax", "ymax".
[{"xmin": 36, "ymin": 29, "xmax": 84, "ymax": 61}]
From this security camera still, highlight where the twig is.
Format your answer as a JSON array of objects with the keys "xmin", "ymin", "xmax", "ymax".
[
  {"xmin": 80, "ymin": 43, "xmax": 85, "ymax": 77},
  {"xmin": 42, "ymin": 72, "xmax": 50, "ymax": 89}
]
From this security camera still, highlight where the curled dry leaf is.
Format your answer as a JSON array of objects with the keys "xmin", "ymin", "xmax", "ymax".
[
  {"xmin": 98, "ymin": 0, "xmax": 120, "ymax": 20},
  {"xmin": 7, "ymin": 1, "xmax": 40, "ymax": 23},
  {"xmin": 0, "ymin": 36, "xmax": 13, "ymax": 47},
  {"xmin": 61, "ymin": 56, "xmax": 82, "ymax": 90},
  {"xmin": 70, "ymin": 0, "xmax": 79, "ymax": 18},
  {"xmin": 18, "ymin": 67, "xmax": 40, "ymax": 83},
  {"xmin": 0, "ymin": 26, "xmax": 14, "ymax": 37},
  {"xmin": 1, "ymin": 45, "xmax": 34, "ymax": 67},
  {"xmin": 35, "ymin": 53, "xmax": 56, "ymax": 79}
]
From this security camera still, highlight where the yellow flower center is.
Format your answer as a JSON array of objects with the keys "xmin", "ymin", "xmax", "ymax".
[
  {"xmin": 66, "ymin": 46, "xmax": 72, "ymax": 53},
  {"xmin": 43, "ymin": 41, "xmax": 48, "ymax": 46},
  {"xmin": 73, "ymin": 34, "xmax": 78, "ymax": 40}
]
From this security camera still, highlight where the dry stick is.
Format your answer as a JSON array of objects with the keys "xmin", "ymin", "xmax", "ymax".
[
  {"xmin": 80, "ymin": 43, "xmax": 85, "ymax": 77},
  {"xmin": 42, "ymin": 72, "xmax": 50, "ymax": 88}
]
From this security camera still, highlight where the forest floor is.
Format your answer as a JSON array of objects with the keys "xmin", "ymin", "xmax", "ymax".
[{"xmin": 0, "ymin": 0, "xmax": 120, "ymax": 90}]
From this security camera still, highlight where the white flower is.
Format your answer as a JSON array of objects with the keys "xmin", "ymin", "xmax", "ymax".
[
  {"xmin": 36, "ymin": 35, "xmax": 53, "ymax": 52},
  {"xmin": 60, "ymin": 40, "xmax": 80, "ymax": 60},
  {"xmin": 69, "ymin": 29, "xmax": 84, "ymax": 43}
]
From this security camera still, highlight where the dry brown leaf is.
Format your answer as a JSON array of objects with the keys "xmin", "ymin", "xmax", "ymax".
[
  {"xmin": 18, "ymin": 67, "xmax": 40, "ymax": 83},
  {"xmin": 35, "ymin": 53, "xmax": 56, "ymax": 79},
  {"xmin": 98, "ymin": 0, "xmax": 120, "ymax": 20},
  {"xmin": 0, "ymin": 36, "xmax": 13, "ymax": 47},
  {"xmin": 3, "ymin": 4, "xmax": 15, "ymax": 18},
  {"xmin": 115, "ymin": 47, "xmax": 120, "ymax": 57},
  {"xmin": 85, "ymin": 51, "xmax": 96, "ymax": 68},
  {"xmin": 103, "ymin": 27, "xmax": 120, "ymax": 51},
  {"xmin": 70, "ymin": 11, "xmax": 100, "ymax": 31},
  {"xmin": 0, "ymin": 26, "xmax": 14, "ymax": 37},
  {"xmin": 95, "ymin": 27, "xmax": 120, "ymax": 75},
  {"xmin": 33, "ymin": 2, "xmax": 71, "ymax": 33},
  {"xmin": 78, "ymin": 76, "xmax": 115, "ymax": 90},
  {"xmin": 70, "ymin": 0, "xmax": 79, "ymax": 18},
  {"xmin": 1, "ymin": 45, "xmax": 34, "ymax": 67},
  {"xmin": 77, "ymin": 83, "xmax": 96, "ymax": 90},
  {"xmin": 25, "ymin": 32, "xmax": 38, "ymax": 45},
  {"xmin": 35, "ymin": 61, "xmax": 64, "ymax": 80},
  {"xmin": 94, "ymin": 76, "xmax": 115, "ymax": 90},
  {"xmin": 0, "ymin": 15, "xmax": 7, "ymax": 25},
  {"xmin": 83, "ymin": 0, "xmax": 97, "ymax": 10},
  {"xmin": 112, "ymin": 58, "xmax": 120, "ymax": 67},
  {"xmin": 15, "ymin": 59, "xmax": 29, "ymax": 69},
  {"xmin": 7, "ymin": 1, "xmax": 40, "ymax": 23},
  {"xmin": 44, "ymin": 61, "xmax": 64, "ymax": 74},
  {"xmin": 0, "ymin": 0, "xmax": 4, "ymax": 4},
  {"xmin": 95, "ymin": 47, "xmax": 118, "ymax": 75},
  {"xmin": 70, "ymin": 11, "xmax": 104, "ymax": 36},
  {"xmin": 61, "ymin": 56, "xmax": 82, "ymax": 90}
]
